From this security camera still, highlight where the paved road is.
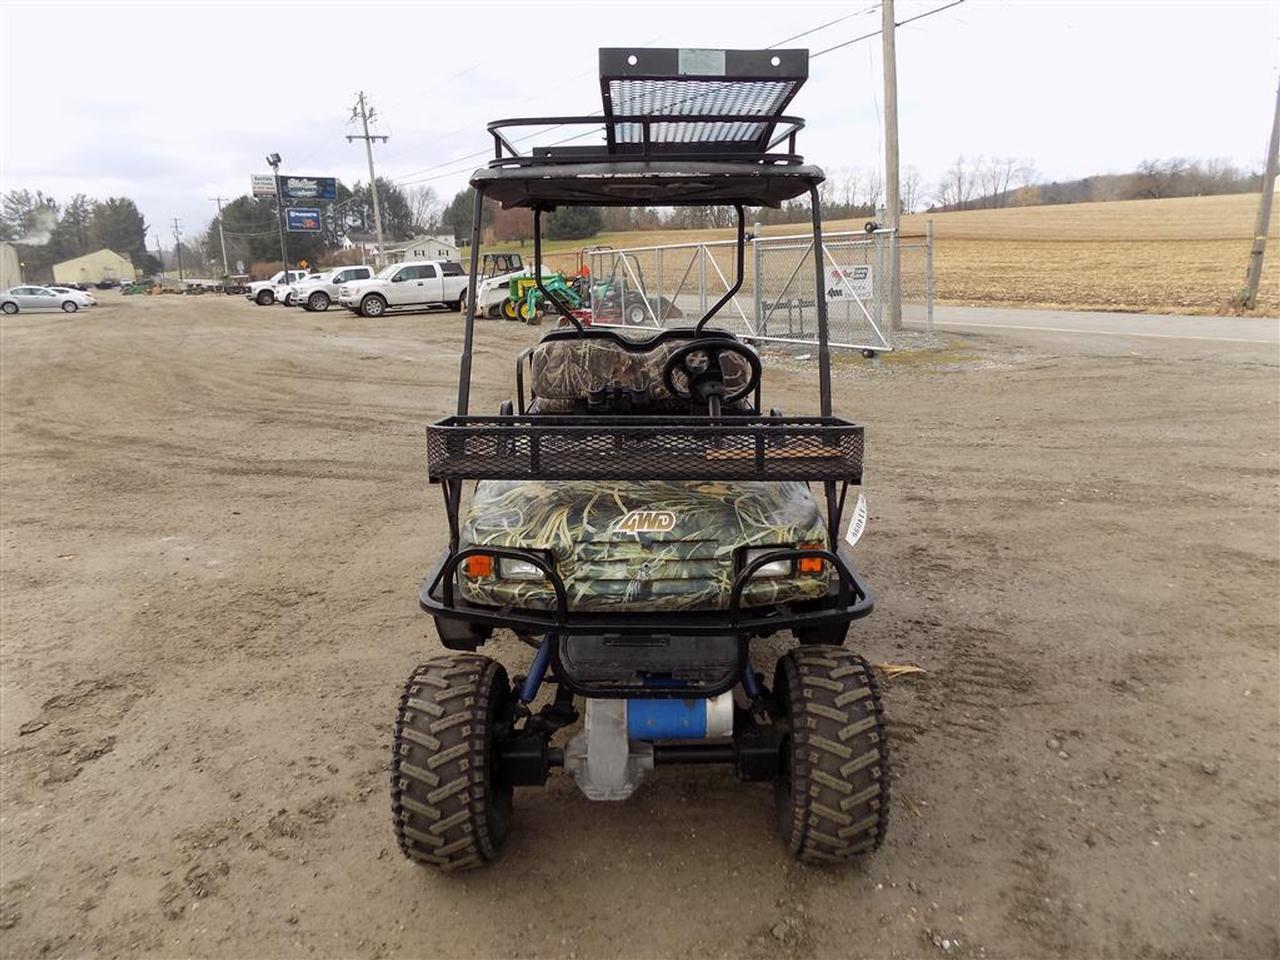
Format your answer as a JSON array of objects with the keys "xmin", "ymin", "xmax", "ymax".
[{"xmin": 922, "ymin": 304, "xmax": 1279, "ymax": 345}]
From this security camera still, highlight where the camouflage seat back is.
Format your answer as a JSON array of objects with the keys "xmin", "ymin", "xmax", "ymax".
[{"xmin": 529, "ymin": 337, "xmax": 753, "ymax": 403}]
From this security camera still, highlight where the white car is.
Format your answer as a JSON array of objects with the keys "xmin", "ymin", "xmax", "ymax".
[
  {"xmin": 286, "ymin": 265, "xmax": 374, "ymax": 312},
  {"xmin": 48, "ymin": 286, "xmax": 98, "ymax": 307},
  {"xmin": 1, "ymin": 285, "xmax": 89, "ymax": 314},
  {"xmin": 245, "ymin": 270, "xmax": 309, "ymax": 306},
  {"xmin": 273, "ymin": 273, "xmax": 323, "ymax": 307},
  {"xmin": 337, "ymin": 260, "xmax": 469, "ymax": 318}
]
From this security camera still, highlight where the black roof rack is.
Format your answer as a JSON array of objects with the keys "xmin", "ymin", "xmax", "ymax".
[{"xmin": 472, "ymin": 47, "xmax": 823, "ymax": 209}]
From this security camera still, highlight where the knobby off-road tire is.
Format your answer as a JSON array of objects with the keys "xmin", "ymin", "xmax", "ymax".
[
  {"xmin": 774, "ymin": 645, "xmax": 889, "ymax": 863},
  {"xmin": 391, "ymin": 654, "xmax": 513, "ymax": 872}
]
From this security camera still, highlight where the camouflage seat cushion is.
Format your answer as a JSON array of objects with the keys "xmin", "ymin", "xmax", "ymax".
[{"xmin": 528, "ymin": 336, "xmax": 753, "ymax": 405}]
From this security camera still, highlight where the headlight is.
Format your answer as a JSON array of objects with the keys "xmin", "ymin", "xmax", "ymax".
[
  {"xmin": 498, "ymin": 556, "xmax": 548, "ymax": 580},
  {"xmin": 742, "ymin": 547, "xmax": 792, "ymax": 578}
]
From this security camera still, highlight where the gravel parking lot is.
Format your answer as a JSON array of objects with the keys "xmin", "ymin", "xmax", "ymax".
[{"xmin": 2, "ymin": 294, "xmax": 1277, "ymax": 958}]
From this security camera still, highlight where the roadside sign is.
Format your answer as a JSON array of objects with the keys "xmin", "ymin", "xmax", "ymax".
[
  {"xmin": 282, "ymin": 176, "xmax": 337, "ymax": 201},
  {"xmin": 827, "ymin": 264, "xmax": 872, "ymax": 299},
  {"xmin": 251, "ymin": 174, "xmax": 276, "ymax": 197},
  {"xmin": 286, "ymin": 208, "xmax": 322, "ymax": 232}
]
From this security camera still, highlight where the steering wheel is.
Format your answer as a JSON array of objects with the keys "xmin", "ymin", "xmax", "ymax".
[{"xmin": 663, "ymin": 338, "xmax": 762, "ymax": 411}]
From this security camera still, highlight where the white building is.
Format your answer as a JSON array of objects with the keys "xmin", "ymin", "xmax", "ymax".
[{"xmin": 384, "ymin": 235, "xmax": 459, "ymax": 264}]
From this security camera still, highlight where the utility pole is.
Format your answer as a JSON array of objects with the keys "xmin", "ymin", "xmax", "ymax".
[
  {"xmin": 171, "ymin": 218, "xmax": 184, "ymax": 281},
  {"xmin": 1235, "ymin": 79, "xmax": 1280, "ymax": 311},
  {"xmin": 881, "ymin": 0, "xmax": 902, "ymax": 331},
  {"xmin": 348, "ymin": 91, "xmax": 390, "ymax": 269},
  {"xmin": 266, "ymin": 152, "xmax": 290, "ymax": 279},
  {"xmin": 207, "ymin": 196, "xmax": 231, "ymax": 279}
]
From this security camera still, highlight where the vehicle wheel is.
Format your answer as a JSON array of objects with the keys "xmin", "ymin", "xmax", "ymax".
[
  {"xmin": 256, "ymin": 290, "xmax": 274, "ymax": 306},
  {"xmin": 283, "ymin": 292, "xmax": 295, "ymax": 307},
  {"xmin": 308, "ymin": 291, "xmax": 330, "ymax": 312},
  {"xmin": 391, "ymin": 654, "xmax": 514, "ymax": 872},
  {"xmin": 774, "ymin": 645, "xmax": 889, "ymax": 864},
  {"xmin": 625, "ymin": 303, "xmax": 647, "ymax": 326},
  {"xmin": 501, "ymin": 299, "xmax": 519, "ymax": 321},
  {"xmin": 360, "ymin": 294, "xmax": 387, "ymax": 318},
  {"xmin": 1, "ymin": 302, "xmax": 17, "ymax": 315},
  {"xmin": 447, "ymin": 292, "xmax": 465, "ymax": 313},
  {"xmin": 62, "ymin": 301, "xmax": 78, "ymax": 313}
]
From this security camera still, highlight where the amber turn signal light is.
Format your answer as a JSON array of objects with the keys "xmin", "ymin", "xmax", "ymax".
[
  {"xmin": 797, "ymin": 543, "xmax": 825, "ymax": 574},
  {"xmin": 462, "ymin": 554, "xmax": 494, "ymax": 578}
]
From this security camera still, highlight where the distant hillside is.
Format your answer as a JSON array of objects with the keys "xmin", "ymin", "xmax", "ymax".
[{"xmin": 930, "ymin": 157, "xmax": 1261, "ymax": 213}]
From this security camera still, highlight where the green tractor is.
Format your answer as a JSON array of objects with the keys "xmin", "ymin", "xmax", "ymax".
[{"xmin": 503, "ymin": 272, "xmax": 586, "ymax": 323}]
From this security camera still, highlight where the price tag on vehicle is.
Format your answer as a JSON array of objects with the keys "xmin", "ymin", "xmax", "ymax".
[{"xmin": 845, "ymin": 493, "xmax": 868, "ymax": 548}]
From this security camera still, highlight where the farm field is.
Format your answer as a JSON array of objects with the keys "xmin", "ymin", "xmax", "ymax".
[{"xmin": 523, "ymin": 193, "xmax": 1279, "ymax": 317}]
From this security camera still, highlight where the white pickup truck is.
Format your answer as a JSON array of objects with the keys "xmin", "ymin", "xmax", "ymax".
[
  {"xmin": 246, "ymin": 270, "xmax": 309, "ymax": 306},
  {"xmin": 284, "ymin": 265, "xmax": 374, "ymax": 312},
  {"xmin": 337, "ymin": 260, "xmax": 468, "ymax": 318}
]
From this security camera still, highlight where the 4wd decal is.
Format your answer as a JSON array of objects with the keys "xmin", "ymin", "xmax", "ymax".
[{"xmin": 615, "ymin": 509, "xmax": 677, "ymax": 534}]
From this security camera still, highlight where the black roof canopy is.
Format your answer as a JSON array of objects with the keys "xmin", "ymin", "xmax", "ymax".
[{"xmin": 472, "ymin": 47, "xmax": 824, "ymax": 209}]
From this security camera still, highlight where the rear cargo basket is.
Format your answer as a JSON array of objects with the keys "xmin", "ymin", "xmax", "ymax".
[{"xmin": 426, "ymin": 415, "xmax": 863, "ymax": 483}]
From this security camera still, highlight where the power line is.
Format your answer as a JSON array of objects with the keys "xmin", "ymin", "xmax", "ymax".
[
  {"xmin": 768, "ymin": 3, "xmax": 880, "ymax": 48},
  {"xmin": 812, "ymin": 0, "xmax": 967, "ymax": 57},
  {"xmin": 387, "ymin": 11, "xmax": 890, "ymax": 189},
  {"xmin": 395, "ymin": 127, "xmax": 606, "ymax": 188}
]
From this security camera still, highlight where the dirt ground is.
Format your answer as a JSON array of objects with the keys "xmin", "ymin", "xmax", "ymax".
[{"xmin": 1, "ymin": 294, "xmax": 1277, "ymax": 959}]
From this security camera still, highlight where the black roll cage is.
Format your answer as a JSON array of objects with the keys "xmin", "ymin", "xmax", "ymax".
[{"xmin": 432, "ymin": 48, "xmax": 863, "ymax": 655}]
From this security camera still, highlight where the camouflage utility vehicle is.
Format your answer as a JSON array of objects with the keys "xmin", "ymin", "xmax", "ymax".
[{"xmin": 393, "ymin": 47, "xmax": 888, "ymax": 871}]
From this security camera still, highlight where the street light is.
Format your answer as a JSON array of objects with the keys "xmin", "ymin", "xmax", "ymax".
[{"xmin": 266, "ymin": 153, "xmax": 289, "ymax": 280}]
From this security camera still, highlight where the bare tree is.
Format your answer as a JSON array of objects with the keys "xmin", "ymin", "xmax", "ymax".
[
  {"xmin": 837, "ymin": 169, "xmax": 861, "ymax": 210},
  {"xmin": 1014, "ymin": 159, "xmax": 1039, "ymax": 190},
  {"xmin": 816, "ymin": 176, "xmax": 836, "ymax": 211},
  {"xmin": 975, "ymin": 157, "xmax": 1017, "ymax": 207},
  {"xmin": 1137, "ymin": 158, "xmax": 1189, "ymax": 199},
  {"xmin": 901, "ymin": 166, "xmax": 922, "ymax": 214},
  {"xmin": 407, "ymin": 185, "xmax": 442, "ymax": 234},
  {"xmin": 934, "ymin": 155, "xmax": 976, "ymax": 210},
  {"xmin": 862, "ymin": 168, "xmax": 883, "ymax": 211}
]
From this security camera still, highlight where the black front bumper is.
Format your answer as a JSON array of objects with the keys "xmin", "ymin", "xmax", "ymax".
[{"xmin": 418, "ymin": 544, "xmax": 873, "ymax": 645}]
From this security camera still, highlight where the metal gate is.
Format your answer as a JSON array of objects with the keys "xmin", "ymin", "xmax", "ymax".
[{"xmin": 585, "ymin": 229, "xmax": 932, "ymax": 351}]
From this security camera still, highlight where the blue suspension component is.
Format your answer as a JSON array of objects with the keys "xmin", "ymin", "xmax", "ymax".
[
  {"xmin": 627, "ymin": 698, "xmax": 708, "ymax": 739},
  {"xmin": 742, "ymin": 663, "xmax": 762, "ymax": 698},
  {"xmin": 520, "ymin": 637, "xmax": 553, "ymax": 704}
]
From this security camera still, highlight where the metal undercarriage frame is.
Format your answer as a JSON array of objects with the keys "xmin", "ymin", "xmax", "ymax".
[{"xmin": 422, "ymin": 47, "xmax": 870, "ymax": 794}]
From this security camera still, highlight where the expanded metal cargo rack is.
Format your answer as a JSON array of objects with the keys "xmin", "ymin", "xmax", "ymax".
[{"xmin": 426, "ymin": 414, "xmax": 864, "ymax": 484}]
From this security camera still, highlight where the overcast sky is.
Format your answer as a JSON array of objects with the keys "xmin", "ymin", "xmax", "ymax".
[{"xmin": 2, "ymin": 0, "xmax": 1277, "ymax": 247}]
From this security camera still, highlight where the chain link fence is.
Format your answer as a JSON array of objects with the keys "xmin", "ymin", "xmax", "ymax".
[{"xmin": 585, "ymin": 229, "xmax": 932, "ymax": 351}]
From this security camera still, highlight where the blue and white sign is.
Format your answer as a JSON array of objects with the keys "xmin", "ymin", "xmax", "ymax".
[
  {"xmin": 282, "ymin": 176, "xmax": 337, "ymax": 201},
  {"xmin": 286, "ymin": 207, "xmax": 322, "ymax": 232}
]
